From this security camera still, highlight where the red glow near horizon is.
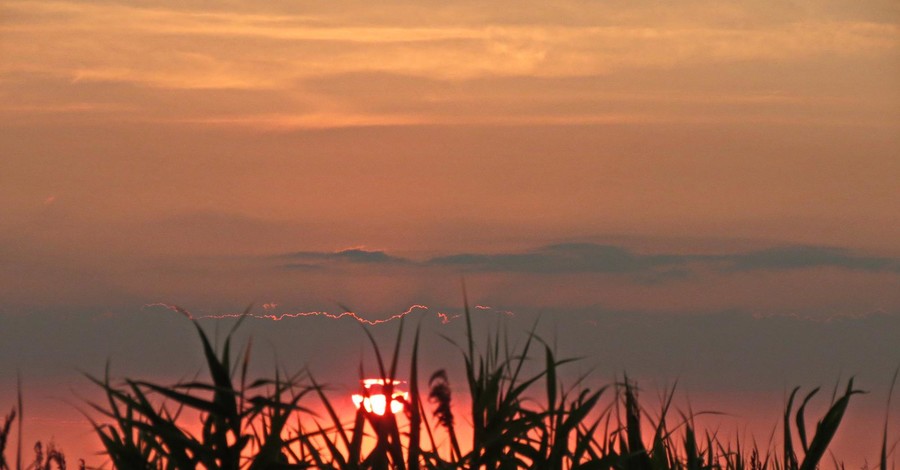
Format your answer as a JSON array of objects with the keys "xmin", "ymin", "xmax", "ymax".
[{"xmin": 142, "ymin": 303, "xmax": 515, "ymax": 325}]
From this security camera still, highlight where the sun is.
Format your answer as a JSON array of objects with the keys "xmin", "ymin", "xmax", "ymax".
[{"xmin": 351, "ymin": 378, "xmax": 409, "ymax": 416}]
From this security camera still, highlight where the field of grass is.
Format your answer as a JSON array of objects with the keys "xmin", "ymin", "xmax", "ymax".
[{"xmin": 1, "ymin": 299, "xmax": 895, "ymax": 470}]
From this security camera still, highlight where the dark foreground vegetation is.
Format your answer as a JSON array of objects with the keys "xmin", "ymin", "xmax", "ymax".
[{"xmin": 1, "ymin": 300, "xmax": 896, "ymax": 470}]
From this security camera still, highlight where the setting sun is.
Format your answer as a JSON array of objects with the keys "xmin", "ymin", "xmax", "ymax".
[{"xmin": 351, "ymin": 378, "xmax": 409, "ymax": 416}]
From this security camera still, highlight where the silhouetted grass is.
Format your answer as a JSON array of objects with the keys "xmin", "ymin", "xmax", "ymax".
[
  {"xmin": 2, "ymin": 298, "xmax": 894, "ymax": 469},
  {"xmin": 1, "ymin": 374, "xmax": 78, "ymax": 470}
]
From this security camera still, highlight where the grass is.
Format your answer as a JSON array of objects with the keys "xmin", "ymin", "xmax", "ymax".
[
  {"xmin": 1, "ymin": 298, "xmax": 896, "ymax": 469},
  {"xmin": 1, "ymin": 374, "xmax": 78, "ymax": 470}
]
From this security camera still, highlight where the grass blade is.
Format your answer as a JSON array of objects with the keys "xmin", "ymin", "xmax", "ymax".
[
  {"xmin": 882, "ymin": 367, "xmax": 899, "ymax": 470},
  {"xmin": 799, "ymin": 379, "xmax": 864, "ymax": 470},
  {"xmin": 408, "ymin": 324, "xmax": 422, "ymax": 470},
  {"xmin": 795, "ymin": 387, "xmax": 820, "ymax": 454},
  {"xmin": 784, "ymin": 386, "xmax": 801, "ymax": 470}
]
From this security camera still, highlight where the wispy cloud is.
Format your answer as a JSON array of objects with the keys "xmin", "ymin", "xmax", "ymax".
[
  {"xmin": 3, "ymin": 1, "xmax": 896, "ymax": 87},
  {"xmin": 2, "ymin": 1, "xmax": 896, "ymax": 129}
]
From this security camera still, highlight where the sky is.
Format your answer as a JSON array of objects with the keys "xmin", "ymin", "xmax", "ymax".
[{"xmin": 1, "ymin": 0, "xmax": 899, "ymax": 466}]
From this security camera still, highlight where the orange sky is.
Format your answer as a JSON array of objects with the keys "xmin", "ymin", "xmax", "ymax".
[
  {"xmin": 3, "ymin": 1, "xmax": 899, "ymax": 258},
  {"xmin": 1, "ymin": 0, "xmax": 899, "ymax": 465}
]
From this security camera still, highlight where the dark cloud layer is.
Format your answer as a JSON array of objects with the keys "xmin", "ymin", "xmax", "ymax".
[
  {"xmin": 278, "ymin": 242, "xmax": 900, "ymax": 277},
  {"xmin": 4, "ymin": 303, "xmax": 898, "ymax": 393},
  {"xmin": 283, "ymin": 248, "xmax": 412, "ymax": 265},
  {"xmin": 430, "ymin": 243, "xmax": 686, "ymax": 273},
  {"xmin": 719, "ymin": 245, "xmax": 900, "ymax": 273}
]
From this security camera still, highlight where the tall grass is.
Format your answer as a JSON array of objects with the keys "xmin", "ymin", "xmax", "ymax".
[
  {"xmin": 3, "ymin": 300, "xmax": 891, "ymax": 469},
  {"xmin": 84, "ymin": 313, "xmax": 312, "ymax": 469},
  {"xmin": 1, "ymin": 374, "xmax": 76, "ymax": 470}
]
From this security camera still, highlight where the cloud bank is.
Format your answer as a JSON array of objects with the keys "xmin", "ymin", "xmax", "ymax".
[{"xmin": 279, "ymin": 242, "xmax": 900, "ymax": 277}]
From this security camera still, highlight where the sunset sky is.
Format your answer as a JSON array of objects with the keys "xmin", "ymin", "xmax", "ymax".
[{"xmin": 2, "ymin": 0, "xmax": 899, "ymax": 465}]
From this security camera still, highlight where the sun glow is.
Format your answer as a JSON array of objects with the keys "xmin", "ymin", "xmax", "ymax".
[{"xmin": 351, "ymin": 379, "xmax": 408, "ymax": 416}]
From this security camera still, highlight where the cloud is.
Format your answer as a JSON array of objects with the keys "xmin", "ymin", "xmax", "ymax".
[
  {"xmin": 282, "ymin": 248, "xmax": 411, "ymax": 265},
  {"xmin": 3, "ymin": 0, "xmax": 896, "ymax": 91},
  {"xmin": 720, "ymin": 245, "xmax": 900, "ymax": 273},
  {"xmin": 4, "ymin": 1, "xmax": 896, "ymax": 130},
  {"xmin": 426, "ymin": 243, "xmax": 900, "ymax": 276},
  {"xmin": 279, "ymin": 262, "xmax": 324, "ymax": 271},
  {"xmin": 276, "ymin": 242, "xmax": 900, "ymax": 277},
  {"xmin": 430, "ymin": 243, "xmax": 685, "ymax": 274}
]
